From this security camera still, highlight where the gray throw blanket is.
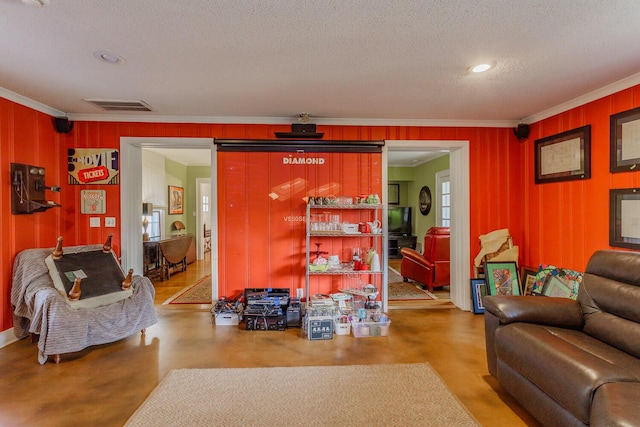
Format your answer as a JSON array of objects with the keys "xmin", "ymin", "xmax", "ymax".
[{"xmin": 11, "ymin": 245, "xmax": 158, "ymax": 364}]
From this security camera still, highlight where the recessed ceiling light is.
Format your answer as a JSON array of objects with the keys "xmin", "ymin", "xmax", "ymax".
[
  {"xmin": 93, "ymin": 51, "xmax": 125, "ymax": 65},
  {"xmin": 469, "ymin": 63, "xmax": 493, "ymax": 73}
]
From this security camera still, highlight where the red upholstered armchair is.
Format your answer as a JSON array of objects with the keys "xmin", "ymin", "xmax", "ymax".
[{"xmin": 400, "ymin": 227, "xmax": 450, "ymax": 292}]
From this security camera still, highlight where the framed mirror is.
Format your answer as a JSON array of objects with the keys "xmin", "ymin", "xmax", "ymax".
[{"xmin": 419, "ymin": 186, "xmax": 431, "ymax": 215}]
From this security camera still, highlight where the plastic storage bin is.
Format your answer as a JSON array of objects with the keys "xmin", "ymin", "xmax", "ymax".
[
  {"xmin": 334, "ymin": 321, "xmax": 351, "ymax": 335},
  {"xmin": 350, "ymin": 319, "xmax": 391, "ymax": 338}
]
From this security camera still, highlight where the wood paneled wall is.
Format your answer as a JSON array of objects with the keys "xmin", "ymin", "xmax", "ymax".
[
  {"xmin": 0, "ymin": 112, "xmax": 524, "ymax": 332},
  {"xmin": 4, "ymin": 84, "xmax": 639, "ymax": 332},
  {"xmin": 523, "ymin": 86, "xmax": 640, "ymax": 271}
]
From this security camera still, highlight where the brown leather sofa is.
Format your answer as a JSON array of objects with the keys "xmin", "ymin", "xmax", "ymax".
[
  {"xmin": 483, "ymin": 250, "xmax": 640, "ymax": 426},
  {"xmin": 399, "ymin": 227, "xmax": 450, "ymax": 292}
]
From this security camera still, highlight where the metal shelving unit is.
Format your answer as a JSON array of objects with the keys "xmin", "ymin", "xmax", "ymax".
[{"xmin": 305, "ymin": 203, "xmax": 385, "ymax": 308}]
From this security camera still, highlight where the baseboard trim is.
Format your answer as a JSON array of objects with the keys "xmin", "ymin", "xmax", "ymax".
[{"xmin": 0, "ymin": 328, "xmax": 18, "ymax": 349}]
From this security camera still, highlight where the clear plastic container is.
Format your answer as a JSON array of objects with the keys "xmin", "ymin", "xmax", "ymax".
[{"xmin": 350, "ymin": 319, "xmax": 391, "ymax": 338}]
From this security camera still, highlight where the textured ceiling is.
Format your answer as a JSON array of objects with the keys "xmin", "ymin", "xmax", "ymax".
[{"xmin": 2, "ymin": 0, "xmax": 640, "ymax": 125}]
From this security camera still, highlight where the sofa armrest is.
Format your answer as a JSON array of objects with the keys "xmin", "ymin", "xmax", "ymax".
[
  {"xmin": 400, "ymin": 247, "xmax": 433, "ymax": 267},
  {"xmin": 482, "ymin": 295, "xmax": 583, "ymax": 329}
]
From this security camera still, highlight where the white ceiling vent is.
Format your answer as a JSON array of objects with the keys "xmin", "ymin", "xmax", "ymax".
[{"xmin": 83, "ymin": 99, "xmax": 154, "ymax": 112}]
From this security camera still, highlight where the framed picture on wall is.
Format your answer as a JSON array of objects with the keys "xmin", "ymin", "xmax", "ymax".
[
  {"xmin": 484, "ymin": 261, "xmax": 521, "ymax": 296},
  {"xmin": 534, "ymin": 125, "xmax": 591, "ymax": 184},
  {"xmin": 80, "ymin": 190, "xmax": 106, "ymax": 214},
  {"xmin": 610, "ymin": 106, "xmax": 640, "ymax": 173},
  {"xmin": 609, "ymin": 188, "xmax": 640, "ymax": 250},
  {"xmin": 168, "ymin": 185, "xmax": 184, "ymax": 215},
  {"xmin": 388, "ymin": 183, "xmax": 400, "ymax": 204}
]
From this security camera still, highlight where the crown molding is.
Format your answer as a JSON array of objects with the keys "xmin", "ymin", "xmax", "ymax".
[
  {"xmin": 66, "ymin": 113, "xmax": 518, "ymax": 128},
  {"xmin": 523, "ymin": 71, "xmax": 640, "ymax": 124},
  {"xmin": 0, "ymin": 87, "xmax": 65, "ymax": 117}
]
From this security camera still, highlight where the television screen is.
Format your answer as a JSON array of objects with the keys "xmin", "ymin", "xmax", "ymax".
[{"xmin": 388, "ymin": 206, "xmax": 412, "ymax": 235}]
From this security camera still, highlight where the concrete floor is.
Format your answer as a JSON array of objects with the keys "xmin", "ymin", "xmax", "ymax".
[{"xmin": 0, "ymin": 256, "xmax": 540, "ymax": 427}]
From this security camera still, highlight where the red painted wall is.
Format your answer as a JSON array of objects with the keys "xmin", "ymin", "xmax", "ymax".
[
  {"xmin": 217, "ymin": 151, "xmax": 383, "ymax": 298},
  {"xmin": 1, "ymin": 99, "xmax": 62, "ymax": 331},
  {"xmin": 0, "ymin": 112, "xmax": 524, "ymax": 332},
  {"xmin": 523, "ymin": 86, "xmax": 640, "ymax": 271},
  {"xmin": 4, "ymin": 83, "xmax": 638, "ymax": 333}
]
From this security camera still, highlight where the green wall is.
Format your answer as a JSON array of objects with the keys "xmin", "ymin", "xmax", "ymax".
[
  {"xmin": 388, "ymin": 167, "xmax": 413, "ymax": 206},
  {"xmin": 408, "ymin": 154, "xmax": 449, "ymax": 243},
  {"xmin": 388, "ymin": 155, "xmax": 450, "ymax": 247}
]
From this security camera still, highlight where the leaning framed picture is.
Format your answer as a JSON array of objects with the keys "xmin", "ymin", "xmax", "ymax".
[
  {"xmin": 609, "ymin": 188, "xmax": 640, "ymax": 250},
  {"xmin": 168, "ymin": 185, "xmax": 184, "ymax": 215},
  {"xmin": 470, "ymin": 278, "xmax": 487, "ymax": 314},
  {"xmin": 484, "ymin": 261, "xmax": 521, "ymax": 296},
  {"xmin": 610, "ymin": 106, "xmax": 640, "ymax": 173},
  {"xmin": 534, "ymin": 125, "xmax": 591, "ymax": 184},
  {"xmin": 520, "ymin": 265, "xmax": 538, "ymax": 296}
]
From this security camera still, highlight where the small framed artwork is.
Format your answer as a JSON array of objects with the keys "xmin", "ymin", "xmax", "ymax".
[
  {"xmin": 534, "ymin": 125, "xmax": 591, "ymax": 184},
  {"xmin": 610, "ymin": 106, "xmax": 640, "ymax": 173},
  {"xmin": 168, "ymin": 185, "xmax": 184, "ymax": 215},
  {"xmin": 388, "ymin": 183, "xmax": 400, "ymax": 205},
  {"xmin": 470, "ymin": 278, "xmax": 487, "ymax": 314},
  {"xmin": 609, "ymin": 188, "xmax": 640, "ymax": 250},
  {"xmin": 80, "ymin": 190, "xmax": 106, "ymax": 214},
  {"xmin": 520, "ymin": 265, "xmax": 538, "ymax": 296},
  {"xmin": 484, "ymin": 261, "xmax": 521, "ymax": 296}
]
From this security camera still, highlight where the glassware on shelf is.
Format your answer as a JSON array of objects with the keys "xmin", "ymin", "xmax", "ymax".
[{"xmin": 310, "ymin": 242, "xmax": 328, "ymax": 263}]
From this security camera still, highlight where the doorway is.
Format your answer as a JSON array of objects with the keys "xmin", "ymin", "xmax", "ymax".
[
  {"xmin": 120, "ymin": 137, "xmax": 470, "ymax": 311},
  {"xmin": 120, "ymin": 137, "xmax": 216, "ymax": 299},
  {"xmin": 196, "ymin": 178, "xmax": 212, "ymax": 260},
  {"xmin": 384, "ymin": 140, "xmax": 470, "ymax": 311}
]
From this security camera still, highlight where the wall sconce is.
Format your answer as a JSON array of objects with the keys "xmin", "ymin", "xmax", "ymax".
[
  {"xmin": 11, "ymin": 163, "xmax": 61, "ymax": 214},
  {"xmin": 142, "ymin": 202, "xmax": 153, "ymax": 241}
]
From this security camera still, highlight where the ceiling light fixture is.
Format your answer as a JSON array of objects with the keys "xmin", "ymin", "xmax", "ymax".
[
  {"xmin": 93, "ymin": 51, "xmax": 125, "ymax": 65},
  {"xmin": 469, "ymin": 63, "xmax": 493, "ymax": 73}
]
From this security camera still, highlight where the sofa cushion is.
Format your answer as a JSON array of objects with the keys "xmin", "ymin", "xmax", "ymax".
[
  {"xmin": 591, "ymin": 382, "xmax": 640, "ymax": 427},
  {"xmin": 579, "ymin": 272, "xmax": 640, "ymax": 359},
  {"xmin": 496, "ymin": 323, "xmax": 640, "ymax": 424}
]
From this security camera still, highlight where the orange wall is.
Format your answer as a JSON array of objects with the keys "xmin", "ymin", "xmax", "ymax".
[
  {"xmin": 523, "ymin": 86, "xmax": 640, "ymax": 271},
  {"xmin": 0, "ymin": 113, "xmax": 523, "ymax": 332},
  {"xmin": 4, "ymin": 84, "xmax": 639, "ymax": 332},
  {"xmin": 217, "ymin": 151, "xmax": 384, "ymax": 298}
]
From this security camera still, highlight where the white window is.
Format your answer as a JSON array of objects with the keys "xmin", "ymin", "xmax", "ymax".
[
  {"xmin": 436, "ymin": 170, "xmax": 451, "ymax": 227},
  {"xmin": 142, "ymin": 209, "xmax": 163, "ymax": 239},
  {"xmin": 202, "ymin": 195, "xmax": 209, "ymax": 213}
]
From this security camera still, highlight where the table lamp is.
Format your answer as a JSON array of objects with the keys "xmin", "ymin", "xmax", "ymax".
[{"xmin": 142, "ymin": 202, "xmax": 153, "ymax": 241}]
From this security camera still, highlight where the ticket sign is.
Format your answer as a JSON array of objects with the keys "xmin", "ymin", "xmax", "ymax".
[{"xmin": 68, "ymin": 148, "xmax": 119, "ymax": 185}]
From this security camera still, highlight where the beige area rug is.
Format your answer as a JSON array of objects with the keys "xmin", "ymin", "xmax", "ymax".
[
  {"xmin": 163, "ymin": 275, "xmax": 212, "ymax": 304},
  {"xmin": 388, "ymin": 267, "xmax": 437, "ymax": 300},
  {"xmin": 125, "ymin": 364, "xmax": 479, "ymax": 427}
]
